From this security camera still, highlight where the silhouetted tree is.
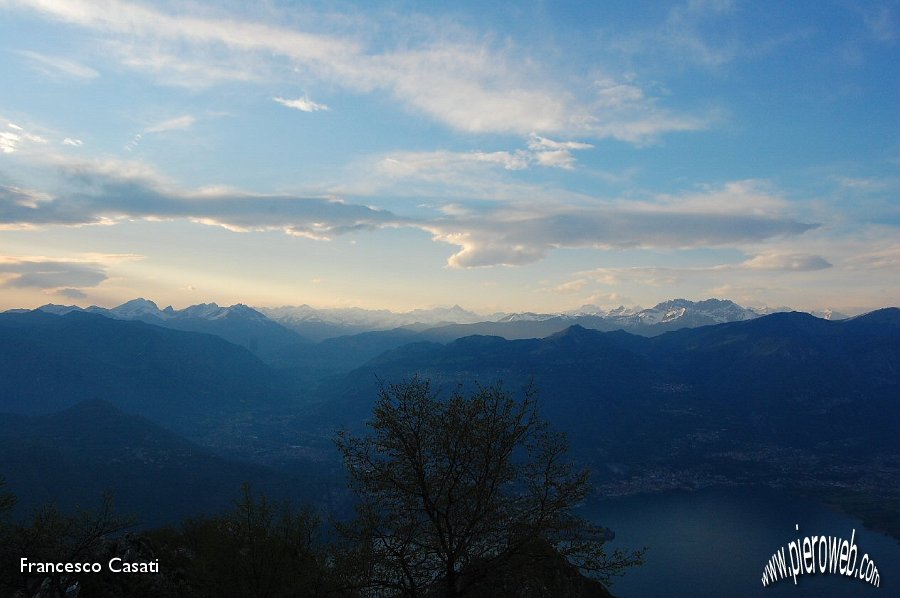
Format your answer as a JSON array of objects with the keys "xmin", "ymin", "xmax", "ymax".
[
  {"xmin": 1, "ymin": 491, "xmax": 135, "ymax": 597},
  {"xmin": 148, "ymin": 483, "xmax": 339, "ymax": 598},
  {"xmin": 335, "ymin": 377, "xmax": 643, "ymax": 597}
]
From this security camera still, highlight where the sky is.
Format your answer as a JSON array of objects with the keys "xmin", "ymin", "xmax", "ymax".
[{"xmin": 0, "ymin": 0, "xmax": 898, "ymax": 314}]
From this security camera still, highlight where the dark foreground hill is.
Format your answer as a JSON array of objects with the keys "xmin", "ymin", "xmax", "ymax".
[
  {"xmin": 0, "ymin": 400, "xmax": 321, "ymax": 527},
  {"xmin": 0, "ymin": 310, "xmax": 299, "ymax": 445}
]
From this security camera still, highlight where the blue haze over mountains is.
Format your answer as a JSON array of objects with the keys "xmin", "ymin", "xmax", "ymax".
[{"xmin": 0, "ymin": 298, "xmax": 897, "ymax": 538}]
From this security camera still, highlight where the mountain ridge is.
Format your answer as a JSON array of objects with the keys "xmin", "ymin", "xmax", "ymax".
[{"xmin": 20, "ymin": 297, "xmax": 856, "ymax": 343}]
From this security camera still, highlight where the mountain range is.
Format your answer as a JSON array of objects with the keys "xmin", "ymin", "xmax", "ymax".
[
  {"xmin": 0, "ymin": 309, "xmax": 296, "ymax": 452},
  {"xmin": 20, "ymin": 298, "xmax": 847, "ymax": 375},
  {"xmin": 26, "ymin": 297, "xmax": 846, "ymax": 343},
  {"xmin": 305, "ymin": 309, "xmax": 900, "ymax": 445},
  {"xmin": 32, "ymin": 298, "xmax": 308, "ymax": 358},
  {"xmin": 0, "ymin": 300, "xmax": 896, "ymax": 535}
]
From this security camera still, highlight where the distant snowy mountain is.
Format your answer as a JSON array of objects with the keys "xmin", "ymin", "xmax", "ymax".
[
  {"xmin": 749, "ymin": 305, "xmax": 849, "ymax": 320},
  {"xmin": 108, "ymin": 297, "xmax": 172, "ymax": 320},
  {"xmin": 33, "ymin": 299, "xmax": 304, "ymax": 357},
  {"xmin": 259, "ymin": 298, "xmax": 857, "ymax": 339},
  {"xmin": 38, "ymin": 299, "xmax": 271, "ymax": 324},
  {"xmin": 496, "ymin": 312, "xmax": 564, "ymax": 323},
  {"xmin": 258, "ymin": 304, "xmax": 485, "ymax": 338},
  {"xmin": 21, "ymin": 298, "xmax": 854, "ymax": 349},
  {"xmin": 811, "ymin": 309, "xmax": 849, "ymax": 320},
  {"xmin": 31, "ymin": 303, "xmax": 83, "ymax": 316},
  {"xmin": 622, "ymin": 298, "xmax": 759, "ymax": 328}
]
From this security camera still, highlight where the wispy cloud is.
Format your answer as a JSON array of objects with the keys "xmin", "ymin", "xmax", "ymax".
[
  {"xmin": 0, "ymin": 252, "xmax": 142, "ymax": 296},
  {"xmin": 375, "ymin": 134, "xmax": 596, "ymax": 182},
  {"xmin": 57, "ymin": 287, "xmax": 88, "ymax": 299},
  {"xmin": 607, "ymin": 0, "xmax": 739, "ymax": 68},
  {"xmin": 526, "ymin": 135, "xmax": 594, "ymax": 170},
  {"xmin": 1, "ymin": 115, "xmax": 87, "ymax": 155},
  {"xmin": 831, "ymin": 175, "xmax": 895, "ymax": 192},
  {"xmin": 274, "ymin": 96, "xmax": 329, "ymax": 112},
  {"xmin": 427, "ymin": 206, "xmax": 815, "ymax": 268},
  {"xmin": 1, "ymin": 158, "xmax": 817, "ymax": 270},
  {"xmin": 860, "ymin": 4, "xmax": 897, "ymax": 44},
  {"xmin": 0, "ymin": 158, "xmax": 405, "ymax": 239},
  {"xmin": 0, "ymin": 257, "xmax": 107, "ymax": 290},
  {"xmin": 576, "ymin": 250, "xmax": 833, "ymax": 282},
  {"xmin": 552, "ymin": 278, "xmax": 589, "ymax": 294},
  {"xmin": 15, "ymin": 49, "xmax": 99, "ymax": 79},
  {"xmin": 416, "ymin": 180, "xmax": 818, "ymax": 267},
  {"xmin": 379, "ymin": 151, "xmax": 529, "ymax": 179},
  {"xmin": 740, "ymin": 252, "xmax": 832, "ymax": 271},
  {"xmin": 577, "ymin": 266, "xmax": 686, "ymax": 289},
  {"xmin": 144, "ymin": 115, "xmax": 196, "ymax": 134},
  {"xmin": 5, "ymin": 0, "xmax": 711, "ymax": 142},
  {"xmin": 0, "ymin": 121, "xmax": 48, "ymax": 154},
  {"xmin": 126, "ymin": 115, "xmax": 196, "ymax": 151}
]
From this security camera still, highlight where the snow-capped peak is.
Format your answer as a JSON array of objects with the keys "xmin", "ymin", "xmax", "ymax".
[
  {"xmin": 179, "ymin": 302, "xmax": 224, "ymax": 319},
  {"xmin": 37, "ymin": 303, "xmax": 84, "ymax": 316},
  {"xmin": 109, "ymin": 298, "xmax": 164, "ymax": 319},
  {"xmin": 498, "ymin": 312, "xmax": 561, "ymax": 323}
]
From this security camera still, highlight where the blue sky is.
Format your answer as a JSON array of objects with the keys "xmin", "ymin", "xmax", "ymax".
[{"xmin": 0, "ymin": 0, "xmax": 897, "ymax": 313}]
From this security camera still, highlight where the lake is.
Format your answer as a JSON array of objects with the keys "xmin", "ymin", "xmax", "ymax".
[{"xmin": 584, "ymin": 487, "xmax": 900, "ymax": 597}]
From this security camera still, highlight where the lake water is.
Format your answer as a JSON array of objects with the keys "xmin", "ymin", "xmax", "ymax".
[{"xmin": 583, "ymin": 487, "xmax": 900, "ymax": 597}]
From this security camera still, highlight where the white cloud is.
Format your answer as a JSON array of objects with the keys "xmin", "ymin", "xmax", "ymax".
[
  {"xmin": 470, "ymin": 151, "xmax": 531, "ymax": 170},
  {"xmin": 527, "ymin": 135, "xmax": 594, "ymax": 152},
  {"xmin": 62, "ymin": 137, "xmax": 84, "ymax": 147},
  {"xmin": 0, "ymin": 121, "xmax": 48, "ymax": 153},
  {"xmin": 533, "ymin": 150, "xmax": 577, "ymax": 170},
  {"xmin": 274, "ymin": 96, "xmax": 329, "ymax": 112},
  {"xmin": 0, "ymin": 131, "xmax": 19, "ymax": 154},
  {"xmin": 525, "ymin": 135, "xmax": 593, "ymax": 169}
]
